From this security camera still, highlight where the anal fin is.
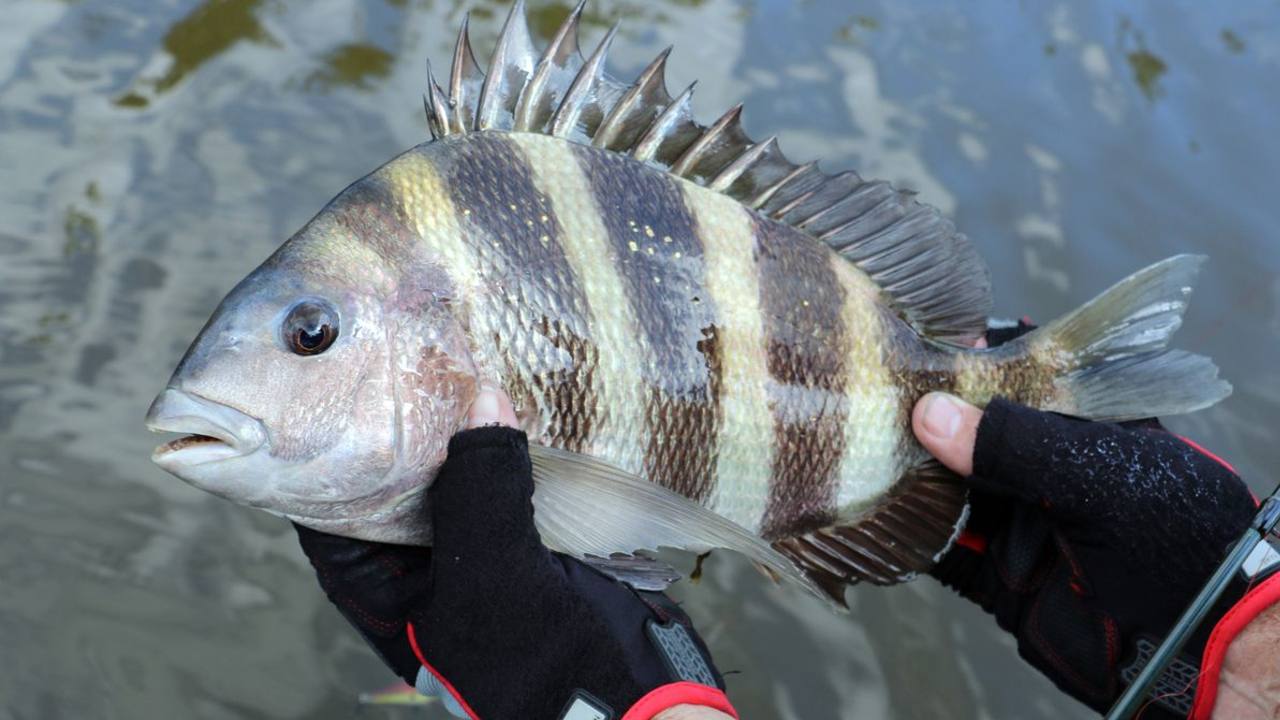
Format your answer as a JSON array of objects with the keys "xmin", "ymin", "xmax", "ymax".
[{"xmin": 772, "ymin": 459, "xmax": 968, "ymax": 604}]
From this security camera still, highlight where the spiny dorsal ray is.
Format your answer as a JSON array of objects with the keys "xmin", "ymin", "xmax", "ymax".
[
  {"xmin": 513, "ymin": 0, "xmax": 586, "ymax": 132},
  {"xmin": 425, "ymin": 2, "xmax": 992, "ymax": 344},
  {"xmin": 447, "ymin": 14, "xmax": 484, "ymax": 134},
  {"xmin": 549, "ymin": 22, "xmax": 618, "ymax": 138},
  {"xmin": 475, "ymin": 0, "xmax": 537, "ymax": 131}
]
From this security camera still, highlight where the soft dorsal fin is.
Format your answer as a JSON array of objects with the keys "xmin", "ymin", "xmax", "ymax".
[{"xmin": 426, "ymin": 2, "xmax": 992, "ymax": 343}]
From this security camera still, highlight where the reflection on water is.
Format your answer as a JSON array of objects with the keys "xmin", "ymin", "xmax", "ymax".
[
  {"xmin": 153, "ymin": 0, "xmax": 274, "ymax": 92},
  {"xmin": 1118, "ymin": 19, "xmax": 1168, "ymax": 102},
  {"xmin": 1221, "ymin": 29, "xmax": 1246, "ymax": 55},
  {"xmin": 115, "ymin": 0, "xmax": 273, "ymax": 106},
  {"xmin": 2, "ymin": 1, "xmax": 1277, "ymax": 718},
  {"xmin": 306, "ymin": 43, "xmax": 395, "ymax": 91}
]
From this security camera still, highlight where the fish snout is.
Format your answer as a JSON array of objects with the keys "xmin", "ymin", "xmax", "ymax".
[{"xmin": 145, "ymin": 388, "xmax": 267, "ymax": 468}]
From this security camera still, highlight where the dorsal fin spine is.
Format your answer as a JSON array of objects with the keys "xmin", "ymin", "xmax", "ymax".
[
  {"xmin": 513, "ymin": 0, "xmax": 586, "ymax": 132},
  {"xmin": 448, "ymin": 14, "xmax": 483, "ymax": 134},
  {"xmin": 475, "ymin": 0, "xmax": 535, "ymax": 131},
  {"xmin": 632, "ymin": 82, "xmax": 695, "ymax": 163},
  {"xmin": 549, "ymin": 23, "xmax": 619, "ymax": 138},
  {"xmin": 671, "ymin": 103, "xmax": 743, "ymax": 177},
  {"xmin": 593, "ymin": 46, "xmax": 672, "ymax": 150},
  {"xmin": 708, "ymin": 136, "xmax": 775, "ymax": 193},
  {"xmin": 424, "ymin": 63, "xmax": 450, "ymax": 139}
]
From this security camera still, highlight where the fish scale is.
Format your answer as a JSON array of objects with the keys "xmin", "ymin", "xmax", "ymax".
[{"xmin": 146, "ymin": 0, "xmax": 1232, "ymax": 608}]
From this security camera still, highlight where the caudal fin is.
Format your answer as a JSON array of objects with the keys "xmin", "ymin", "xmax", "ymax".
[{"xmin": 1021, "ymin": 254, "xmax": 1230, "ymax": 421}]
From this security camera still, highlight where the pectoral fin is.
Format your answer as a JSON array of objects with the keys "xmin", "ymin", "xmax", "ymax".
[{"xmin": 527, "ymin": 444, "xmax": 825, "ymax": 601}]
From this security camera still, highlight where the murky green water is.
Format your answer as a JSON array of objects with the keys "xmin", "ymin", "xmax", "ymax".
[{"xmin": 2, "ymin": 1, "xmax": 1277, "ymax": 718}]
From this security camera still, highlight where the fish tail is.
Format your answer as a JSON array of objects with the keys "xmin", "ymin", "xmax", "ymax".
[{"xmin": 1017, "ymin": 254, "xmax": 1230, "ymax": 421}]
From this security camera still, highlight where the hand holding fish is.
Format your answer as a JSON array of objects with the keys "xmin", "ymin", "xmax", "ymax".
[
  {"xmin": 909, "ymin": 325, "xmax": 1275, "ymax": 717},
  {"xmin": 297, "ymin": 387, "xmax": 736, "ymax": 720}
]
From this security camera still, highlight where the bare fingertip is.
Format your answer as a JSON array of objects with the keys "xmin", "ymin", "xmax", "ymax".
[
  {"xmin": 912, "ymin": 392, "xmax": 979, "ymax": 477},
  {"xmin": 466, "ymin": 385, "xmax": 518, "ymax": 429}
]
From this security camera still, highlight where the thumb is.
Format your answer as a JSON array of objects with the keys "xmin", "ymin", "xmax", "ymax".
[
  {"xmin": 465, "ymin": 384, "xmax": 519, "ymax": 429},
  {"xmin": 912, "ymin": 392, "xmax": 983, "ymax": 476}
]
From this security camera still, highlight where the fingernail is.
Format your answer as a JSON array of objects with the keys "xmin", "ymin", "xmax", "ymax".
[
  {"xmin": 468, "ymin": 386, "xmax": 500, "ymax": 426},
  {"xmin": 922, "ymin": 393, "xmax": 963, "ymax": 440}
]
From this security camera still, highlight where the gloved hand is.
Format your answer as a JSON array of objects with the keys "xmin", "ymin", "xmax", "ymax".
[
  {"xmin": 296, "ymin": 389, "xmax": 736, "ymax": 720},
  {"xmin": 915, "ymin": 321, "xmax": 1264, "ymax": 717}
]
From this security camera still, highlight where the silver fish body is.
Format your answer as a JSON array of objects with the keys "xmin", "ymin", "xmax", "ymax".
[{"xmin": 146, "ymin": 3, "xmax": 1230, "ymax": 602}]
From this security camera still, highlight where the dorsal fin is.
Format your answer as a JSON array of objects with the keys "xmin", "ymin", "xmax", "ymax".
[{"xmin": 427, "ymin": 3, "xmax": 992, "ymax": 343}]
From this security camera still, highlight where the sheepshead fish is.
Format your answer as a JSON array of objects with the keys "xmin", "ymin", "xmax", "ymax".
[{"xmin": 144, "ymin": 1, "xmax": 1230, "ymax": 604}]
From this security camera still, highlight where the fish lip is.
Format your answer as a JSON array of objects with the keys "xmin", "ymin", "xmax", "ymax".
[{"xmin": 145, "ymin": 387, "xmax": 266, "ymax": 466}]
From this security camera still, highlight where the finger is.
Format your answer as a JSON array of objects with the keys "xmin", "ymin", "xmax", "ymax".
[
  {"xmin": 912, "ymin": 392, "xmax": 983, "ymax": 476},
  {"xmin": 433, "ymin": 426, "xmax": 544, "ymax": 580},
  {"xmin": 436, "ymin": 392, "xmax": 540, "ymax": 571},
  {"xmin": 465, "ymin": 385, "xmax": 518, "ymax": 429}
]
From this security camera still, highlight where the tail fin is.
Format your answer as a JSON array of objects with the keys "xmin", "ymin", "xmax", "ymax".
[{"xmin": 1021, "ymin": 255, "xmax": 1230, "ymax": 421}]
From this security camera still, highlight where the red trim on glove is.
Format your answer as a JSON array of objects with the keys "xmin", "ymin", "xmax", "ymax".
[
  {"xmin": 1190, "ymin": 571, "xmax": 1280, "ymax": 719},
  {"xmin": 1175, "ymin": 436, "xmax": 1256, "ymax": 504},
  {"xmin": 1176, "ymin": 435, "xmax": 1239, "ymax": 476},
  {"xmin": 955, "ymin": 530, "xmax": 988, "ymax": 554},
  {"xmin": 621, "ymin": 682, "xmax": 739, "ymax": 720},
  {"xmin": 406, "ymin": 621, "xmax": 482, "ymax": 720}
]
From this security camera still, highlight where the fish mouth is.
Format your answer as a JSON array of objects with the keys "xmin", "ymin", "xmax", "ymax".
[{"xmin": 145, "ymin": 388, "xmax": 267, "ymax": 467}]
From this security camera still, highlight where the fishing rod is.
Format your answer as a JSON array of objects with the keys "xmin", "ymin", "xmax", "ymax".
[{"xmin": 1105, "ymin": 484, "xmax": 1280, "ymax": 720}]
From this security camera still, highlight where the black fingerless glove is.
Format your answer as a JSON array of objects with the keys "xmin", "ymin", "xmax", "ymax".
[
  {"xmin": 415, "ymin": 426, "xmax": 726, "ymax": 718},
  {"xmin": 931, "ymin": 397, "xmax": 1257, "ymax": 716},
  {"xmin": 298, "ymin": 427, "xmax": 732, "ymax": 720},
  {"xmin": 293, "ymin": 525, "xmax": 431, "ymax": 682}
]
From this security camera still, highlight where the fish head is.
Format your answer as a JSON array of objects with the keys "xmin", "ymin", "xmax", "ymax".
[{"xmin": 146, "ymin": 215, "xmax": 479, "ymax": 543}]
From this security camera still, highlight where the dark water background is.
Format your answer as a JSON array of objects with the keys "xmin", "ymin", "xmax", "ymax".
[{"xmin": 2, "ymin": 1, "xmax": 1277, "ymax": 718}]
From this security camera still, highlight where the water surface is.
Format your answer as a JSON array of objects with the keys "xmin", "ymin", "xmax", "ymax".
[{"xmin": 2, "ymin": 1, "xmax": 1277, "ymax": 718}]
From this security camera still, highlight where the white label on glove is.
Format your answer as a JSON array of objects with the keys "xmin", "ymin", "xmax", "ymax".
[
  {"xmin": 1242, "ymin": 540, "xmax": 1280, "ymax": 578},
  {"xmin": 560, "ymin": 692, "xmax": 611, "ymax": 720}
]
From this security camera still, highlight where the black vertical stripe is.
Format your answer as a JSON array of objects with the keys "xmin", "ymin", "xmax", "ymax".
[
  {"xmin": 753, "ymin": 217, "xmax": 850, "ymax": 540},
  {"xmin": 322, "ymin": 174, "xmax": 417, "ymax": 266},
  {"xmin": 570, "ymin": 143, "xmax": 723, "ymax": 502},
  {"xmin": 432, "ymin": 136, "xmax": 597, "ymax": 452}
]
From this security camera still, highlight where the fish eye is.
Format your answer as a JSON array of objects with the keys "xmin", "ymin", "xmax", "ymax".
[{"xmin": 282, "ymin": 300, "xmax": 339, "ymax": 356}]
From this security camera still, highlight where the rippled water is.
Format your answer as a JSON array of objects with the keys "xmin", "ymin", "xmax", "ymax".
[{"xmin": 2, "ymin": 1, "xmax": 1277, "ymax": 718}]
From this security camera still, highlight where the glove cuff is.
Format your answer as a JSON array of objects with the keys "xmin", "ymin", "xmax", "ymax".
[
  {"xmin": 1189, "ymin": 568, "xmax": 1280, "ymax": 718},
  {"xmin": 620, "ymin": 683, "xmax": 739, "ymax": 720},
  {"xmin": 406, "ymin": 621, "xmax": 481, "ymax": 719}
]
